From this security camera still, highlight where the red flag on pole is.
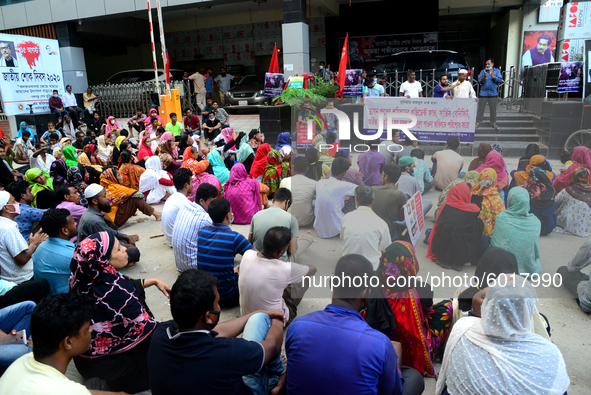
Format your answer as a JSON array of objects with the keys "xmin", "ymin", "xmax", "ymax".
[
  {"xmin": 165, "ymin": 51, "xmax": 170, "ymax": 86},
  {"xmin": 268, "ymin": 42, "xmax": 279, "ymax": 74},
  {"xmin": 336, "ymin": 34, "xmax": 349, "ymax": 94}
]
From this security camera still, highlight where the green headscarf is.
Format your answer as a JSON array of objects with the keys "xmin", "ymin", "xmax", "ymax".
[
  {"xmin": 24, "ymin": 168, "xmax": 54, "ymax": 207},
  {"xmin": 435, "ymin": 170, "xmax": 479, "ymax": 218},
  {"xmin": 62, "ymin": 145, "xmax": 78, "ymax": 168},
  {"xmin": 207, "ymin": 150, "xmax": 230, "ymax": 187}
]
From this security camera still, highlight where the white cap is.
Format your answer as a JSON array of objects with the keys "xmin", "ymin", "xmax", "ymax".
[
  {"xmin": 0, "ymin": 191, "xmax": 10, "ymax": 207},
  {"xmin": 458, "ymin": 69, "xmax": 468, "ymax": 74},
  {"xmin": 84, "ymin": 184, "xmax": 104, "ymax": 199}
]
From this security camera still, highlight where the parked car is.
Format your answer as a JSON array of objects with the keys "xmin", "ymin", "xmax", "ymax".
[
  {"xmin": 105, "ymin": 69, "xmax": 184, "ymax": 84},
  {"xmin": 365, "ymin": 50, "xmax": 469, "ymax": 96},
  {"xmin": 225, "ymin": 73, "xmax": 271, "ymax": 107}
]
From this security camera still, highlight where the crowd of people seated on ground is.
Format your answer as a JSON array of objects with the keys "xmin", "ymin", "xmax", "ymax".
[{"xmin": 0, "ymin": 96, "xmax": 587, "ymax": 394}]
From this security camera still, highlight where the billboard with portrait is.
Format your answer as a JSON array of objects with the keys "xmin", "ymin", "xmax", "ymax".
[
  {"xmin": 557, "ymin": 61, "xmax": 583, "ymax": 93},
  {"xmin": 343, "ymin": 69, "xmax": 363, "ymax": 97},
  {"xmin": 521, "ymin": 30, "xmax": 557, "ymax": 74},
  {"xmin": 264, "ymin": 72, "xmax": 284, "ymax": 97},
  {"xmin": 0, "ymin": 33, "xmax": 64, "ymax": 115}
]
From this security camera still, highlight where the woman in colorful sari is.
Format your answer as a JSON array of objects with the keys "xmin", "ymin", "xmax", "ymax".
[
  {"xmin": 491, "ymin": 187, "xmax": 541, "ymax": 275},
  {"xmin": 555, "ymin": 166, "xmax": 591, "ymax": 237},
  {"xmin": 428, "ymin": 184, "xmax": 484, "ymax": 271},
  {"xmin": 467, "ymin": 143, "xmax": 491, "ymax": 172},
  {"xmin": 516, "ymin": 143, "xmax": 541, "ymax": 172},
  {"xmin": 118, "ymin": 150, "xmax": 145, "ymax": 190},
  {"xmin": 77, "ymin": 144, "xmax": 103, "ymax": 185},
  {"xmin": 158, "ymin": 131, "xmax": 182, "ymax": 172},
  {"xmin": 105, "ymin": 116, "xmax": 122, "ymax": 138},
  {"xmin": 235, "ymin": 131, "xmax": 255, "ymax": 173},
  {"xmin": 437, "ymin": 277, "xmax": 569, "ymax": 395},
  {"xmin": 554, "ymin": 146, "xmax": 591, "ymax": 194},
  {"xmin": 137, "ymin": 135, "xmax": 153, "ymax": 162},
  {"xmin": 434, "ymin": 171, "xmax": 479, "ymax": 219},
  {"xmin": 24, "ymin": 168, "xmax": 58, "ymax": 209},
  {"xmin": 471, "ymin": 168, "xmax": 505, "ymax": 237},
  {"xmin": 70, "ymin": 231, "xmax": 171, "ymax": 393},
  {"xmin": 249, "ymin": 143, "xmax": 271, "ymax": 181},
  {"xmin": 224, "ymin": 163, "xmax": 268, "ymax": 224},
  {"xmin": 181, "ymin": 146, "xmax": 210, "ymax": 176},
  {"xmin": 524, "ymin": 167, "xmax": 556, "ymax": 236},
  {"xmin": 62, "ymin": 145, "xmax": 78, "ymax": 169},
  {"xmin": 95, "ymin": 135, "xmax": 112, "ymax": 165},
  {"xmin": 100, "ymin": 168, "xmax": 161, "ymax": 227},
  {"xmin": 475, "ymin": 150, "xmax": 509, "ymax": 191},
  {"xmin": 367, "ymin": 241, "xmax": 452, "ymax": 377},
  {"xmin": 139, "ymin": 156, "xmax": 176, "ymax": 204},
  {"xmin": 513, "ymin": 154, "xmax": 554, "ymax": 186},
  {"xmin": 49, "ymin": 158, "xmax": 68, "ymax": 184},
  {"xmin": 262, "ymin": 149, "xmax": 291, "ymax": 197},
  {"xmin": 207, "ymin": 149, "xmax": 230, "ymax": 188}
]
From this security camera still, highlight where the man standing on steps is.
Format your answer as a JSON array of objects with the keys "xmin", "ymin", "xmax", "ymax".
[{"xmin": 476, "ymin": 58, "xmax": 502, "ymax": 131}]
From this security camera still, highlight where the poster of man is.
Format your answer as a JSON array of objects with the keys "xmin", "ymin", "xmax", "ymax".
[
  {"xmin": 557, "ymin": 61, "xmax": 583, "ymax": 93},
  {"xmin": 264, "ymin": 72, "xmax": 285, "ymax": 97},
  {"xmin": 521, "ymin": 31, "xmax": 556, "ymax": 71},
  {"xmin": 0, "ymin": 41, "xmax": 18, "ymax": 67},
  {"xmin": 343, "ymin": 69, "xmax": 363, "ymax": 96}
]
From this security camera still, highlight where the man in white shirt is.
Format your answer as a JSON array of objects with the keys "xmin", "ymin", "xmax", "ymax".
[
  {"xmin": 172, "ymin": 183, "xmax": 218, "ymax": 272},
  {"xmin": 340, "ymin": 185, "xmax": 391, "ymax": 270},
  {"xmin": 185, "ymin": 70, "xmax": 207, "ymax": 112},
  {"xmin": 162, "ymin": 168, "xmax": 193, "ymax": 247},
  {"xmin": 239, "ymin": 226, "xmax": 317, "ymax": 325},
  {"xmin": 280, "ymin": 156, "xmax": 317, "ymax": 226},
  {"xmin": 399, "ymin": 70, "xmax": 423, "ymax": 98},
  {"xmin": 314, "ymin": 158, "xmax": 357, "ymax": 238},
  {"xmin": 450, "ymin": 69, "xmax": 477, "ymax": 99},
  {"xmin": 61, "ymin": 85, "xmax": 82, "ymax": 124},
  {"xmin": 0, "ymin": 191, "xmax": 47, "ymax": 284},
  {"xmin": 0, "ymin": 293, "xmax": 121, "ymax": 395},
  {"xmin": 30, "ymin": 144, "xmax": 55, "ymax": 173},
  {"xmin": 214, "ymin": 67, "xmax": 234, "ymax": 107}
]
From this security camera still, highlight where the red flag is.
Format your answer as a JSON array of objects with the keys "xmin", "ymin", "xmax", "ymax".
[
  {"xmin": 336, "ymin": 34, "xmax": 349, "ymax": 93},
  {"xmin": 268, "ymin": 42, "xmax": 279, "ymax": 74},
  {"xmin": 165, "ymin": 51, "xmax": 170, "ymax": 86}
]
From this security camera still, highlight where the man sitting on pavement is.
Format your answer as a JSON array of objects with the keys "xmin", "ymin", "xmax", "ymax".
[
  {"xmin": 165, "ymin": 112, "xmax": 184, "ymax": 140},
  {"xmin": 147, "ymin": 269, "xmax": 286, "ymax": 395},
  {"xmin": 55, "ymin": 183, "xmax": 86, "ymax": 225},
  {"xmin": 5, "ymin": 181, "xmax": 46, "ymax": 241},
  {"xmin": 372, "ymin": 164, "xmax": 407, "ymax": 240},
  {"xmin": 201, "ymin": 111, "xmax": 222, "ymax": 142},
  {"xmin": 127, "ymin": 107, "xmax": 147, "ymax": 137},
  {"xmin": 432, "ymin": 136, "xmax": 464, "ymax": 190},
  {"xmin": 279, "ymin": 156, "xmax": 317, "ymax": 227},
  {"xmin": 286, "ymin": 254, "xmax": 424, "ymax": 395},
  {"xmin": 340, "ymin": 186, "xmax": 391, "ymax": 270},
  {"xmin": 240, "ymin": 226, "xmax": 317, "ymax": 326},
  {"xmin": 183, "ymin": 109, "xmax": 201, "ymax": 136},
  {"xmin": 33, "ymin": 209, "xmax": 76, "ymax": 295},
  {"xmin": 162, "ymin": 168, "xmax": 192, "ymax": 247},
  {"xmin": 249, "ymin": 188, "xmax": 312, "ymax": 262},
  {"xmin": 172, "ymin": 183, "xmax": 219, "ymax": 272},
  {"xmin": 197, "ymin": 198, "xmax": 254, "ymax": 307},
  {"xmin": 77, "ymin": 184, "xmax": 141, "ymax": 264}
]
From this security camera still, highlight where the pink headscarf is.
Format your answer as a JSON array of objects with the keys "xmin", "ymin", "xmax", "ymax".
[
  {"xmin": 224, "ymin": 163, "xmax": 262, "ymax": 224},
  {"xmin": 476, "ymin": 151, "xmax": 509, "ymax": 189},
  {"xmin": 159, "ymin": 131, "xmax": 179, "ymax": 159},
  {"xmin": 219, "ymin": 127, "xmax": 236, "ymax": 150},
  {"xmin": 554, "ymin": 146, "xmax": 591, "ymax": 195},
  {"xmin": 105, "ymin": 116, "xmax": 121, "ymax": 138}
]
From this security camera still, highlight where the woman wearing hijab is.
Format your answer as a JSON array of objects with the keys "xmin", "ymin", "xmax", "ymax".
[
  {"xmin": 554, "ymin": 146, "xmax": 591, "ymax": 194},
  {"xmin": 111, "ymin": 135, "xmax": 126, "ymax": 166},
  {"xmin": 158, "ymin": 132, "xmax": 182, "ymax": 172},
  {"xmin": 100, "ymin": 168, "xmax": 161, "ymax": 227},
  {"xmin": 517, "ymin": 143, "xmax": 541, "ymax": 171},
  {"xmin": 368, "ymin": 241, "xmax": 453, "ymax": 378},
  {"xmin": 24, "ymin": 168, "xmax": 58, "ymax": 209},
  {"xmin": 235, "ymin": 131, "xmax": 255, "ymax": 173},
  {"xmin": 70, "ymin": 231, "xmax": 171, "ymax": 393},
  {"xmin": 262, "ymin": 149, "xmax": 291, "ymax": 197},
  {"xmin": 304, "ymin": 148, "xmax": 329, "ymax": 181},
  {"xmin": 207, "ymin": 149, "xmax": 230, "ymax": 187},
  {"xmin": 491, "ymin": 187, "xmax": 541, "ymax": 275},
  {"xmin": 59, "ymin": 137, "xmax": 72, "ymax": 148},
  {"xmin": 148, "ymin": 108, "xmax": 163, "ymax": 126},
  {"xmin": 467, "ymin": 143, "xmax": 491, "ymax": 171},
  {"xmin": 77, "ymin": 144, "xmax": 103, "ymax": 184},
  {"xmin": 224, "ymin": 163, "xmax": 268, "ymax": 224},
  {"xmin": 249, "ymin": 143, "xmax": 271, "ymax": 181},
  {"xmin": 524, "ymin": 167, "xmax": 557, "ymax": 236},
  {"xmin": 119, "ymin": 150, "xmax": 146, "ymax": 190},
  {"xmin": 15, "ymin": 121, "xmax": 36, "ymax": 142},
  {"xmin": 67, "ymin": 165, "xmax": 88, "ymax": 198},
  {"xmin": 513, "ymin": 154, "xmax": 554, "ymax": 186},
  {"xmin": 61, "ymin": 145, "xmax": 78, "ymax": 169},
  {"xmin": 471, "ymin": 168, "xmax": 505, "ymax": 237},
  {"xmin": 475, "ymin": 151, "xmax": 509, "ymax": 190},
  {"xmin": 95, "ymin": 135, "xmax": 111, "ymax": 165},
  {"xmin": 181, "ymin": 146, "xmax": 210, "ymax": 176},
  {"xmin": 555, "ymin": 167, "xmax": 591, "ymax": 237},
  {"xmin": 274, "ymin": 132, "xmax": 291, "ymax": 151},
  {"xmin": 105, "ymin": 116, "xmax": 122, "ymax": 138},
  {"xmin": 49, "ymin": 158, "xmax": 68, "ymax": 184},
  {"xmin": 137, "ymin": 135, "xmax": 154, "ymax": 162},
  {"xmin": 428, "ymin": 184, "xmax": 484, "ymax": 271},
  {"xmin": 450, "ymin": 247, "xmax": 551, "ymax": 339},
  {"xmin": 435, "ymin": 171, "xmax": 479, "ymax": 219},
  {"xmin": 139, "ymin": 156, "xmax": 176, "ymax": 204},
  {"xmin": 436, "ymin": 277, "xmax": 569, "ymax": 395}
]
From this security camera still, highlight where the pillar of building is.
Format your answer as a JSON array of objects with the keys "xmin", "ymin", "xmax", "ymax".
[
  {"xmin": 282, "ymin": 0, "xmax": 309, "ymax": 78},
  {"xmin": 56, "ymin": 22, "xmax": 89, "ymax": 94}
]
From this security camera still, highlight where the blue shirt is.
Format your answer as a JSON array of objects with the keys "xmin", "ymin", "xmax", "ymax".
[
  {"xmin": 433, "ymin": 84, "xmax": 446, "ymax": 98},
  {"xmin": 366, "ymin": 84, "xmax": 384, "ymax": 97},
  {"xmin": 32, "ymin": 237, "xmax": 75, "ymax": 295},
  {"xmin": 197, "ymin": 223, "xmax": 253, "ymax": 301},
  {"xmin": 205, "ymin": 75, "xmax": 214, "ymax": 93},
  {"xmin": 477, "ymin": 68, "xmax": 502, "ymax": 97},
  {"xmin": 14, "ymin": 203, "xmax": 46, "ymax": 241},
  {"xmin": 286, "ymin": 305, "xmax": 403, "ymax": 395}
]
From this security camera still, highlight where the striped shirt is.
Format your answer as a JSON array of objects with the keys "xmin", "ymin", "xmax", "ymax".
[
  {"xmin": 197, "ymin": 223, "xmax": 254, "ymax": 301},
  {"xmin": 172, "ymin": 202, "xmax": 212, "ymax": 272}
]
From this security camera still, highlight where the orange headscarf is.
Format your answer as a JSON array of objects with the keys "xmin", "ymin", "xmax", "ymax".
[
  {"xmin": 514, "ymin": 155, "xmax": 553, "ymax": 186},
  {"xmin": 180, "ymin": 146, "xmax": 209, "ymax": 176}
]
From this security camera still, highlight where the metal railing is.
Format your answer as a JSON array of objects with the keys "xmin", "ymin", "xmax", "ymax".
[{"xmin": 521, "ymin": 62, "xmax": 562, "ymax": 118}]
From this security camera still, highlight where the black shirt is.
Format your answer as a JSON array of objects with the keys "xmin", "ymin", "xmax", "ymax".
[
  {"xmin": 204, "ymin": 119, "xmax": 221, "ymax": 129},
  {"xmin": 72, "ymin": 140, "xmax": 84, "ymax": 150},
  {"xmin": 147, "ymin": 321, "xmax": 264, "ymax": 395}
]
